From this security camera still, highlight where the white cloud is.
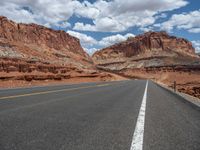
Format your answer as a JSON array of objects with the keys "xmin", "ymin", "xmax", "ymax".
[
  {"xmin": 158, "ymin": 10, "xmax": 200, "ymax": 33},
  {"xmin": 67, "ymin": 30, "xmax": 135, "ymax": 54},
  {"xmin": 0, "ymin": 0, "xmax": 79, "ymax": 27},
  {"xmin": 73, "ymin": 22, "xmax": 96, "ymax": 32},
  {"xmin": 154, "ymin": 13, "xmax": 167, "ymax": 19},
  {"xmin": 99, "ymin": 33, "xmax": 135, "ymax": 47},
  {"xmin": 140, "ymin": 27, "xmax": 154, "ymax": 32},
  {"xmin": 192, "ymin": 41, "xmax": 200, "ymax": 53},
  {"xmin": 83, "ymin": 47, "xmax": 98, "ymax": 55},
  {"xmin": 188, "ymin": 28, "xmax": 200, "ymax": 33},
  {"xmin": 0, "ymin": 0, "xmax": 188, "ymax": 32},
  {"xmin": 73, "ymin": 0, "xmax": 188, "ymax": 32},
  {"xmin": 74, "ymin": 1, "xmax": 100, "ymax": 19},
  {"xmin": 67, "ymin": 30, "xmax": 97, "ymax": 47},
  {"xmin": 67, "ymin": 30, "xmax": 99, "ymax": 55},
  {"xmin": 56, "ymin": 22, "xmax": 71, "ymax": 28}
]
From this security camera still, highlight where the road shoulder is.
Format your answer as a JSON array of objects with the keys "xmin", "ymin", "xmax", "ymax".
[{"xmin": 154, "ymin": 81, "xmax": 200, "ymax": 107}]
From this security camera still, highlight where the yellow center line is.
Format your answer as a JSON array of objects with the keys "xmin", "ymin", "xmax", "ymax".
[
  {"xmin": 0, "ymin": 84, "xmax": 110, "ymax": 100},
  {"xmin": 96, "ymin": 83, "xmax": 109, "ymax": 87}
]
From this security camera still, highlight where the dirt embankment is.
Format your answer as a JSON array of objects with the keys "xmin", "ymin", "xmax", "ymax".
[{"xmin": 113, "ymin": 65, "xmax": 200, "ymax": 99}]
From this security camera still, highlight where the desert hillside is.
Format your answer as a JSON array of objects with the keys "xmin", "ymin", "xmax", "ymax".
[
  {"xmin": 0, "ymin": 16, "xmax": 124, "ymax": 87},
  {"xmin": 93, "ymin": 31, "xmax": 198, "ymax": 69},
  {"xmin": 93, "ymin": 31, "xmax": 200, "ymax": 98},
  {"xmin": 0, "ymin": 16, "xmax": 199, "ymax": 98}
]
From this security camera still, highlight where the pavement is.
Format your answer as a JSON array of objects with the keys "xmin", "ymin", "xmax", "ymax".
[{"xmin": 0, "ymin": 80, "xmax": 199, "ymax": 150}]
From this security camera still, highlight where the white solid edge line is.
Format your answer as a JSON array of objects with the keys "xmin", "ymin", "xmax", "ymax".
[{"xmin": 130, "ymin": 80, "xmax": 148, "ymax": 150}]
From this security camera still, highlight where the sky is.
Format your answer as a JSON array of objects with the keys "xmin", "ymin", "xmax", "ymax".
[{"xmin": 0, "ymin": 0, "xmax": 200, "ymax": 54}]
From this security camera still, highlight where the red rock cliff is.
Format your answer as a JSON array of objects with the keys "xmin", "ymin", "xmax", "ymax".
[
  {"xmin": 0, "ymin": 16, "xmax": 92, "ymax": 68},
  {"xmin": 93, "ymin": 31, "xmax": 196, "ymax": 61},
  {"xmin": 0, "ymin": 16, "xmax": 99, "ymax": 83}
]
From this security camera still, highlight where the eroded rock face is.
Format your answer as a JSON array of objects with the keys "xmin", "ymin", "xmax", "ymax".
[
  {"xmin": 0, "ymin": 58, "xmax": 115, "ymax": 81},
  {"xmin": 0, "ymin": 16, "xmax": 123, "ymax": 83},
  {"xmin": 93, "ymin": 31, "xmax": 196, "ymax": 62},
  {"xmin": 92, "ymin": 31, "xmax": 200, "ymax": 99},
  {"xmin": 92, "ymin": 31, "xmax": 199, "ymax": 71},
  {"xmin": 0, "ymin": 16, "xmax": 92, "ymax": 68}
]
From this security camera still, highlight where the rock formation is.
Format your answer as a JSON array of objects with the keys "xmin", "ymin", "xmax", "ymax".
[
  {"xmin": 0, "ymin": 16, "xmax": 120, "ymax": 84},
  {"xmin": 0, "ymin": 16, "xmax": 199, "ymax": 98},
  {"xmin": 0, "ymin": 16, "xmax": 92, "ymax": 68},
  {"xmin": 93, "ymin": 31, "xmax": 199, "ymax": 70},
  {"xmin": 93, "ymin": 31, "xmax": 195, "ymax": 59},
  {"xmin": 92, "ymin": 31, "xmax": 200, "ymax": 99}
]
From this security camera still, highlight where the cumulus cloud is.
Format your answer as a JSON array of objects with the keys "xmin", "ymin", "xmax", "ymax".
[
  {"xmin": 67, "ymin": 30, "xmax": 135, "ymax": 54},
  {"xmin": 74, "ymin": 1, "xmax": 100, "ymax": 19},
  {"xmin": 0, "ymin": 0, "xmax": 79, "ymax": 27},
  {"xmin": 188, "ymin": 28, "xmax": 200, "ymax": 33},
  {"xmin": 192, "ymin": 41, "xmax": 200, "ymax": 53},
  {"xmin": 73, "ymin": 0, "xmax": 188, "ymax": 32},
  {"xmin": 139, "ymin": 26, "xmax": 154, "ymax": 32},
  {"xmin": 73, "ymin": 22, "xmax": 96, "ymax": 32},
  {"xmin": 99, "ymin": 33, "xmax": 135, "ymax": 47},
  {"xmin": 83, "ymin": 47, "xmax": 98, "ymax": 55},
  {"xmin": 0, "ymin": 0, "xmax": 188, "ymax": 32},
  {"xmin": 67, "ymin": 30, "xmax": 97, "ymax": 47},
  {"xmin": 158, "ymin": 10, "xmax": 200, "ymax": 33}
]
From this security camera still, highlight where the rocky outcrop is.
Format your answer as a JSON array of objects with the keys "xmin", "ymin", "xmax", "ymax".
[
  {"xmin": 0, "ymin": 16, "xmax": 121, "ymax": 84},
  {"xmin": 0, "ymin": 16, "xmax": 92, "ymax": 68},
  {"xmin": 0, "ymin": 57, "xmax": 119, "ymax": 83},
  {"xmin": 92, "ymin": 31, "xmax": 200, "ymax": 99},
  {"xmin": 93, "ymin": 31, "xmax": 195, "ymax": 61},
  {"xmin": 93, "ymin": 31, "xmax": 199, "ymax": 71}
]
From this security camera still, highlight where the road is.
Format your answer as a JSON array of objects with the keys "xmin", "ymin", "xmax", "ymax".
[{"xmin": 0, "ymin": 80, "xmax": 199, "ymax": 150}]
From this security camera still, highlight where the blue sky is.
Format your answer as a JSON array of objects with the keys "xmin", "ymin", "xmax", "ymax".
[{"xmin": 0, "ymin": 0, "xmax": 200, "ymax": 54}]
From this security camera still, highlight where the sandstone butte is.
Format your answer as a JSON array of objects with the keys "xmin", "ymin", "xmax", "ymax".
[
  {"xmin": 92, "ymin": 31, "xmax": 200, "ymax": 98},
  {"xmin": 0, "ymin": 16, "xmax": 124, "ymax": 88}
]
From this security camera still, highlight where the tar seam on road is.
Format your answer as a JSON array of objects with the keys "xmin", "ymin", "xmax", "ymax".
[
  {"xmin": 0, "ymin": 84, "xmax": 110, "ymax": 100},
  {"xmin": 130, "ymin": 80, "xmax": 148, "ymax": 150}
]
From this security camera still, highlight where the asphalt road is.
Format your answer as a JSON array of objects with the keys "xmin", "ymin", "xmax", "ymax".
[{"xmin": 0, "ymin": 80, "xmax": 199, "ymax": 150}]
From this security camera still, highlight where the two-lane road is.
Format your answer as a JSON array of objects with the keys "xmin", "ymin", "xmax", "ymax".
[{"xmin": 0, "ymin": 80, "xmax": 199, "ymax": 150}]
